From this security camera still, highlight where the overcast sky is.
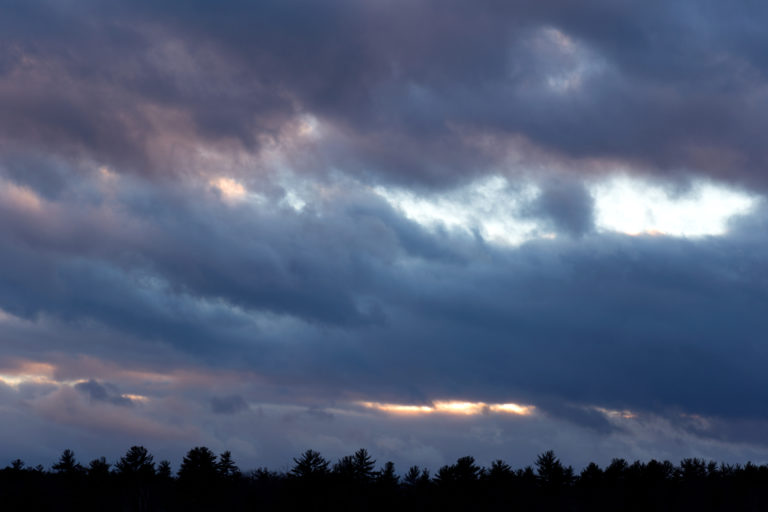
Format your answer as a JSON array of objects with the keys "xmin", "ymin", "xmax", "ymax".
[{"xmin": 2, "ymin": 0, "xmax": 768, "ymax": 472}]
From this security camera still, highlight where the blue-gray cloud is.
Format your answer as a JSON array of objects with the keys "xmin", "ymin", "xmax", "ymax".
[
  {"xmin": 210, "ymin": 395, "xmax": 248, "ymax": 415},
  {"xmin": 74, "ymin": 379, "xmax": 134, "ymax": 407},
  {"xmin": 1, "ymin": 0, "xmax": 768, "ymax": 469},
  {"xmin": 1, "ymin": 1, "xmax": 768, "ymax": 187},
  {"xmin": 0, "ymin": 167, "xmax": 766, "ymax": 423}
]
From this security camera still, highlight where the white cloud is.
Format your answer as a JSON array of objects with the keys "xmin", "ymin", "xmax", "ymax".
[
  {"xmin": 374, "ymin": 174, "xmax": 757, "ymax": 246},
  {"xmin": 592, "ymin": 176, "xmax": 756, "ymax": 237},
  {"xmin": 374, "ymin": 176, "xmax": 547, "ymax": 246}
]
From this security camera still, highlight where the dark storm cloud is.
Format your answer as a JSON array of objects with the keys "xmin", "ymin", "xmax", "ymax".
[
  {"xmin": 74, "ymin": 379, "xmax": 134, "ymax": 407},
  {"xmin": 533, "ymin": 401, "xmax": 618, "ymax": 435},
  {"xmin": 210, "ymin": 395, "xmax": 248, "ymax": 415},
  {"xmin": 525, "ymin": 177, "xmax": 595, "ymax": 235},
  {"xmin": 1, "ymin": 159, "xmax": 768, "ymax": 425},
  {"xmin": 2, "ymin": 1, "xmax": 768, "ymax": 187},
  {"xmin": 4, "ymin": 0, "xmax": 768, "ymax": 467}
]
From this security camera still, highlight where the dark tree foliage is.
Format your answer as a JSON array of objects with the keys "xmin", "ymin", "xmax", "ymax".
[
  {"xmin": 378, "ymin": 461, "xmax": 399, "ymax": 487},
  {"xmin": 52, "ymin": 449, "xmax": 84, "ymax": 475},
  {"xmin": 536, "ymin": 450, "xmax": 572, "ymax": 489},
  {"xmin": 217, "ymin": 450, "xmax": 240, "ymax": 478},
  {"xmin": 177, "ymin": 446, "xmax": 226, "ymax": 510},
  {"xmin": 114, "ymin": 446, "xmax": 158, "ymax": 512},
  {"xmin": 488, "ymin": 459, "xmax": 512, "ymax": 480},
  {"xmin": 288, "ymin": 449, "xmax": 332, "ymax": 509},
  {"xmin": 579, "ymin": 461, "xmax": 603, "ymax": 486},
  {"xmin": 403, "ymin": 465, "xmax": 430, "ymax": 487},
  {"xmin": 329, "ymin": 448, "xmax": 381, "ymax": 509},
  {"xmin": 434, "ymin": 456, "xmax": 483, "ymax": 509},
  {"xmin": 115, "ymin": 445, "xmax": 155, "ymax": 478},
  {"xmin": 88, "ymin": 456, "xmax": 111, "ymax": 478},
  {"xmin": 4, "ymin": 447, "xmax": 768, "ymax": 511},
  {"xmin": 290, "ymin": 449, "xmax": 330, "ymax": 479},
  {"xmin": 157, "ymin": 460, "xmax": 173, "ymax": 479},
  {"xmin": 179, "ymin": 446, "xmax": 218, "ymax": 482},
  {"xmin": 333, "ymin": 448, "xmax": 376, "ymax": 483}
]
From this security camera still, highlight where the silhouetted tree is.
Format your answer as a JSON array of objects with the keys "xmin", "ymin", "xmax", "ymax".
[
  {"xmin": 352, "ymin": 448, "xmax": 376, "ymax": 479},
  {"xmin": 487, "ymin": 459, "xmax": 513, "ymax": 482},
  {"xmin": 334, "ymin": 448, "xmax": 376, "ymax": 483},
  {"xmin": 536, "ymin": 450, "xmax": 571, "ymax": 488},
  {"xmin": 706, "ymin": 460, "xmax": 719, "ymax": 479},
  {"xmin": 88, "ymin": 457, "xmax": 111, "ymax": 478},
  {"xmin": 579, "ymin": 461, "xmax": 603, "ymax": 487},
  {"xmin": 217, "ymin": 450, "xmax": 240, "ymax": 478},
  {"xmin": 604, "ymin": 457, "xmax": 629, "ymax": 481},
  {"xmin": 433, "ymin": 456, "xmax": 482, "ymax": 510},
  {"xmin": 179, "ymin": 446, "xmax": 218, "ymax": 483},
  {"xmin": 403, "ymin": 465, "xmax": 430, "ymax": 487},
  {"xmin": 517, "ymin": 465, "xmax": 536, "ymax": 479},
  {"xmin": 157, "ymin": 460, "xmax": 173, "ymax": 479},
  {"xmin": 378, "ymin": 461, "xmax": 399, "ymax": 487},
  {"xmin": 436, "ymin": 455, "xmax": 481, "ymax": 485},
  {"xmin": 680, "ymin": 458, "xmax": 708, "ymax": 480},
  {"xmin": 645, "ymin": 459, "xmax": 675, "ymax": 482},
  {"xmin": 7, "ymin": 443, "xmax": 768, "ymax": 511},
  {"xmin": 250, "ymin": 466, "xmax": 282, "ymax": 482},
  {"xmin": 52, "ymin": 449, "xmax": 84, "ymax": 474},
  {"xmin": 290, "ymin": 449, "xmax": 329, "ymax": 479},
  {"xmin": 115, "ymin": 445, "xmax": 155, "ymax": 478},
  {"xmin": 113, "ymin": 446, "xmax": 156, "ymax": 512}
]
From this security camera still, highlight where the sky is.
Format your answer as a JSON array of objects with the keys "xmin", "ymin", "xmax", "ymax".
[{"xmin": 2, "ymin": 0, "xmax": 768, "ymax": 473}]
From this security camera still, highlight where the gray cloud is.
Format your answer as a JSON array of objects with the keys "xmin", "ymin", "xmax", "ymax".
[
  {"xmin": 2, "ymin": 0, "xmax": 768, "ymax": 470},
  {"xmin": 526, "ymin": 177, "xmax": 595, "ymax": 236},
  {"xmin": 74, "ymin": 380, "xmax": 134, "ymax": 407},
  {"xmin": 0, "ymin": 165, "xmax": 767, "ymax": 423},
  {"xmin": 1, "ymin": 2, "xmax": 768, "ymax": 188},
  {"xmin": 210, "ymin": 395, "xmax": 248, "ymax": 415}
]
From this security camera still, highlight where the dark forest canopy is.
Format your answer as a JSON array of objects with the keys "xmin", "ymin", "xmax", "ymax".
[{"xmin": 2, "ymin": 446, "xmax": 768, "ymax": 511}]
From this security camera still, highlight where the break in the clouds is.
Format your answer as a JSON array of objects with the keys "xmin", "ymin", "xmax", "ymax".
[{"xmin": 1, "ymin": 0, "xmax": 768, "ymax": 470}]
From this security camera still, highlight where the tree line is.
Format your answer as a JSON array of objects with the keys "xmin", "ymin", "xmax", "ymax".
[{"xmin": 2, "ymin": 446, "xmax": 767, "ymax": 510}]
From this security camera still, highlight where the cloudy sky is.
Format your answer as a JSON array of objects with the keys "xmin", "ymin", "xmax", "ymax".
[{"xmin": 2, "ymin": 0, "xmax": 768, "ymax": 472}]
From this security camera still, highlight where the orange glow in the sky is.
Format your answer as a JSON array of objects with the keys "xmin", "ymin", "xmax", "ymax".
[
  {"xmin": 210, "ymin": 177, "xmax": 247, "ymax": 202},
  {"xmin": 121, "ymin": 393, "xmax": 149, "ymax": 403},
  {"xmin": 2, "ymin": 181, "xmax": 44, "ymax": 212},
  {"xmin": 358, "ymin": 402, "xmax": 434, "ymax": 414},
  {"xmin": 433, "ymin": 401, "xmax": 487, "ymax": 415},
  {"xmin": 0, "ymin": 361, "xmax": 154, "ymax": 406},
  {"xmin": 359, "ymin": 400, "xmax": 535, "ymax": 417},
  {"xmin": 0, "ymin": 361, "xmax": 57, "ymax": 387},
  {"xmin": 490, "ymin": 403, "xmax": 536, "ymax": 415}
]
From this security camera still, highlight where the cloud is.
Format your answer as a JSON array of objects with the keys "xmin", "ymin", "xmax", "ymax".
[
  {"xmin": 526, "ymin": 177, "xmax": 595, "ymax": 236},
  {"xmin": 0, "ymin": 166, "xmax": 766, "ymax": 425},
  {"xmin": 210, "ymin": 395, "xmax": 248, "ymax": 415},
  {"xmin": 0, "ymin": 2, "xmax": 767, "ymax": 189},
  {"xmin": 2, "ymin": 0, "xmax": 768, "ymax": 470},
  {"xmin": 74, "ymin": 379, "xmax": 134, "ymax": 407}
]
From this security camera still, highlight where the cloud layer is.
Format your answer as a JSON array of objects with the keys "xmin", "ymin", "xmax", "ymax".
[{"xmin": 1, "ymin": 0, "xmax": 768, "ymax": 470}]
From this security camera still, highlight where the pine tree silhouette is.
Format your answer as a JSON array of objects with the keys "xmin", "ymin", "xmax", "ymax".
[
  {"xmin": 290, "ymin": 449, "xmax": 329, "ymax": 479},
  {"xmin": 217, "ymin": 450, "xmax": 240, "ymax": 478},
  {"xmin": 52, "ymin": 449, "xmax": 84, "ymax": 475}
]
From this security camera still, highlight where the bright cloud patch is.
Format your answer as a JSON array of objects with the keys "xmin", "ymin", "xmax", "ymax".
[
  {"xmin": 0, "ymin": 361, "xmax": 57, "ymax": 387},
  {"xmin": 210, "ymin": 177, "xmax": 247, "ymax": 202},
  {"xmin": 360, "ymin": 400, "xmax": 535, "ymax": 416},
  {"xmin": 375, "ymin": 175, "xmax": 756, "ymax": 246},
  {"xmin": 593, "ymin": 177, "xmax": 756, "ymax": 237},
  {"xmin": 533, "ymin": 27, "xmax": 606, "ymax": 94},
  {"xmin": 374, "ymin": 176, "xmax": 546, "ymax": 246}
]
